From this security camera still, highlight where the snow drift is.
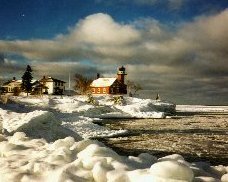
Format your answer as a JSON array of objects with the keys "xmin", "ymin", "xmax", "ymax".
[
  {"xmin": 1, "ymin": 95, "xmax": 175, "ymax": 139},
  {"xmin": 0, "ymin": 133, "xmax": 227, "ymax": 182},
  {"xmin": 0, "ymin": 96, "xmax": 227, "ymax": 182},
  {"xmin": 0, "ymin": 108, "xmax": 82, "ymax": 142},
  {"xmin": 14, "ymin": 95, "xmax": 176, "ymax": 118}
]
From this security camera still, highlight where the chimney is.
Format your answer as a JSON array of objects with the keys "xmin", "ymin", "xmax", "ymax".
[
  {"xmin": 43, "ymin": 76, "xmax": 46, "ymax": 79},
  {"xmin": 97, "ymin": 73, "xmax": 100, "ymax": 79},
  {"xmin": 13, "ymin": 77, "xmax": 16, "ymax": 81}
]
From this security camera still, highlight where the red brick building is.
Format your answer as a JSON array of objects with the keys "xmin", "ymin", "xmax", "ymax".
[{"xmin": 90, "ymin": 66, "xmax": 127, "ymax": 95}]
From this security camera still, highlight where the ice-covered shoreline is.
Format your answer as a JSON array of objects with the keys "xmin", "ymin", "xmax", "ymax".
[{"xmin": 0, "ymin": 95, "xmax": 175, "ymax": 139}]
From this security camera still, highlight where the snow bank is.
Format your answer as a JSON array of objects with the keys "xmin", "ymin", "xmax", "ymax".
[
  {"xmin": 61, "ymin": 115, "xmax": 127, "ymax": 139},
  {"xmin": 15, "ymin": 95, "xmax": 175, "ymax": 118},
  {"xmin": 49, "ymin": 95, "xmax": 174, "ymax": 119},
  {"xmin": 87, "ymin": 96, "xmax": 175, "ymax": 119},
  {"xmin": 0, "ymin": 105, "xmax": 127, "ymax": 140},
  {"xmin": 1, "ymin": 109, "xmax": 53, "ymax": 133},
  {"xmin": 0, "ymin": 108, "xmax": 82, "ymax": 141},
  {"xmin": 4, "ymin": 95, "xmax": 175, "ymax": 139},
  {"xmin": 108, "ymin": 97, "xmax": 164, "ymax": 118},
  {"xmin": 0, "ymin": 133, "xmax": 227, "ymax": 182}
]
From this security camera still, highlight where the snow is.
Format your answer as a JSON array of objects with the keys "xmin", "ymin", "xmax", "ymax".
[
  {"xmin": 3, "ymin": 95, "xmax": 173, "ymax": 140},
  {"xmin": 0, "ymin": 108, "xmax": 82, "ymax": 142},
  {"xmin": 90, "ymin": 78, "xmax": 117, "ymax": 87},
  {"xmin": 61, "ymin": 116, "xmax": 127, "ymax": 139},
  {"xmin": 1, "ymin": 109, "xmax": 53, "ymax": 133},
  {"xmin": 13, "ymin": 95, "xmax": 175, "ymax": 119},
  {"xmin": 176, "ymin": 105, "xmax": 228, "ymax": 113},
  {"xmin": 149, "ymin": 160, "xmax": 194, "ymax": 181},
  {"xmin": 0, "ymin": 132, "xmax": 227, "ymax": 182},
  {"xmin": 1, "ymin": 95, "xmax": 227, "ymax": 181}
]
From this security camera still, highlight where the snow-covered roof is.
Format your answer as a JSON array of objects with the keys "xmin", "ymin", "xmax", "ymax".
[
  {"xmin": 90, "ymin": 78, "xmax": 117, "ymax": 87},
  {"xmin": 2, "ymin": 79, "xmax": 37, "ymax": 87}
]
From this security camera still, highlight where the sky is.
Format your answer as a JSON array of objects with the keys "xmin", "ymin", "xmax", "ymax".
[{"xmin": 0, "ymin": 0, "xmax": 227, "ymax": 105}]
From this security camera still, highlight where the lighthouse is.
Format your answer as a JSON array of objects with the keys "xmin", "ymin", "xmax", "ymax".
[{"xmin": 117, "ymin": 66, "xmax": 127, "ymax": 84}]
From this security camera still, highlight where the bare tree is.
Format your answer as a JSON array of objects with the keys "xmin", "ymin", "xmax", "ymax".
[
  {"xmin": 74, "ymin": 73, "xmax": 92, "ymax": 94},
  {"xmin": 127, "ymin": 80, "xmax": 142, "ymax": 96}
]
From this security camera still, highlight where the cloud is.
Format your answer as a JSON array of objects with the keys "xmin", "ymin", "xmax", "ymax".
[
  {"xmin": 0, "ymin": 53, "xmax": 24, "ymax": 73},
  {"xmin": 0, "ymin": 10, "xmax": 227, "ymax": 104},
  {"xmin": 33, "ymin": 62, "xmax": 99, "ymax": 79},
  {"xmin": 67, "ymin": 13, "xmax": 141, "ymax": 45},
  {"xmin": 0, "ymin": 13, "xmax": 141, "ymax": 62}
]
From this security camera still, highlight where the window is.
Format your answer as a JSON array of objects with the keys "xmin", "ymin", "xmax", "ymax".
[
  {"xmin": 110, "ymin": 88, "xmax": 114, "ymax": 93},
  {"xmin": 92, "ymin": 88, "xmax": 95, "ymax": 93},
  {"xmin": 117, "ymin": 87, "xmax": 119, "ymax": 93},
  {"xmin": 103, "ymin": 88, "xmax": 106, "ymax": 94},
  {"xmin": 97, "ymin": 88, "xmax": 100, "ymax": 93}
]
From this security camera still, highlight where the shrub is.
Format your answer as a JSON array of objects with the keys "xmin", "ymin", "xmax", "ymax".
[{"xmin": 86, "ymin": 93, "xmax": 98, "ymax": 105}]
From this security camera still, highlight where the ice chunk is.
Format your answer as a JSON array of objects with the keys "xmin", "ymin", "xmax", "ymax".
[
  {"xmin": 150, "ymin": 160, "xmax": 194, "ymax": 181},
  {"xmin": 92, "ymin": 161, "xmax": 113, "ymax": 182},
  {"xmin": 77, "ymin": 143, "xmax": 121, "ymax": 161},
  {"xmin": 107, "ymin": 169, "xmax": 130, "ymax": 182},
  {"xmin": 221, "ymin": 173, "xmax": 228, "ymax": 182}
]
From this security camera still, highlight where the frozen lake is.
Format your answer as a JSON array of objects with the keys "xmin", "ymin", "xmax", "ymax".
[{"xmin": 95, "ymin": 106, "xmax": 228, "ymax": 165}]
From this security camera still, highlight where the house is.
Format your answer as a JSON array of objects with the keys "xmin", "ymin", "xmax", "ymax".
[
  {"xmin": 90, "ymin": 66, "xmax": 127, "ymax": 95},
  {"xmin": 1, "ymin": 77, "xmax": 37, "ymax": 94},
  {"xmin": 1, "ymin": 77, "xmax": 21, "ymax": 93},
  {"xmin": 39, "ymin": 76, "xmax": 66, "ymax": 95},
  {"xmin": 31, "ymin": 81, "xmax": 48, "ymax": 95},
  {"xmin": 1, "ymin": 76, "xmax": 66, "ymax": 95}
]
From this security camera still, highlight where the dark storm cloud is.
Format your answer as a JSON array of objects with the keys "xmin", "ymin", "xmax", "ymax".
[
  {"xmin": 32, "ymin": 62, "xmax": 100, "ymax": 82},
  {"xmin": 0, "ymin": 53, "xmax": 25, "ymax": 77}
]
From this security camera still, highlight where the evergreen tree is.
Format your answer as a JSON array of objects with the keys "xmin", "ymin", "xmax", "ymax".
[{"xmin": 21, "ymin": 65, "xmax": 33, "ymax": 96}]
